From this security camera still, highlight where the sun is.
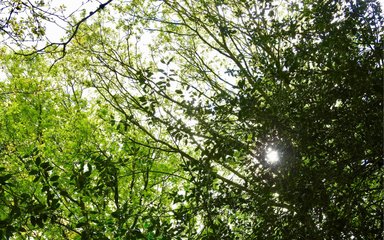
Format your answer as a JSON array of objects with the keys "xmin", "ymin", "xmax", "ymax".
[{"xmin": 266, "ymin": 148, "xmax": 279, "ymax": 164}]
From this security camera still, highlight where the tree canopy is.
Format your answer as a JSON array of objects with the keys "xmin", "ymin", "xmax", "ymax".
[{"xmin": 0, "ymin": 0, "xmax": 383, "ymax": 239}]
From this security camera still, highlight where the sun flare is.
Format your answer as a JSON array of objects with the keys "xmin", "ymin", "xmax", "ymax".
[{"xmin": 266, "ymin": 148, "xmax": 279, "ymax": 164}]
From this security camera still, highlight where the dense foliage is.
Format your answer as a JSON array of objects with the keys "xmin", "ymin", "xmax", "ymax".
[{"xmin": 0, "ymin": 0, "xmax": 383, "ymax": 239}]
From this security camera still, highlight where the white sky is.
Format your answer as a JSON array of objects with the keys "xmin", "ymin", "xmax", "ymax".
[{"xmin": 44, "ymin": 0, "xmax": 101, "ymax": 42}]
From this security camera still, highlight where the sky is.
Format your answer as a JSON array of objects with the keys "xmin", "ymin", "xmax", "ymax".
[{"xmin": 44, "ymin": 0, "xmax": 101, "ymax": 42}]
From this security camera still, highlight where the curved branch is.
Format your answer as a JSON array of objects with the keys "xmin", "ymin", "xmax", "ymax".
[{"xmin": 18, "ymin": 0, "xmax": 113, "ymax": 67}]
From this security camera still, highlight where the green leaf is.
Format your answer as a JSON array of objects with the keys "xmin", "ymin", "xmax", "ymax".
[
  {"xmin": 40, "ymin": 162, "xmax": 50, "ymax": 169},
  {"xmin": 29, "ymin": 169, "xmax": 39, "ymax": 175},
  {"xmin": 111, "ymin": 211, "xmax": 120, "ymax": 218},
  {"xmin": 76, "ymin": 222, "xmax": 87, "ymax": 228},
  {"xmin": 0, "ymin": 174, "xmax": 12, "ymax": 184},
  {"xmin": 33, "ymin": 175, "xmax": 40, "ymax": 182},
  {"xmin": 42, "ymin": 185, "xmax": 49, "ymax": 192},
  {"xmin": 50, "ymin": 175, "xmax": 59, "ymax": 182},
  {"xmin": 35, "ymin": 156, "xmax": 42, "ymax": 166}
]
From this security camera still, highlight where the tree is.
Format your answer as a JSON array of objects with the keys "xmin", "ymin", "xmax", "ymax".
[{"xmin": 0, "ymin": 0, "xmax": 383, "ymax": 239}]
